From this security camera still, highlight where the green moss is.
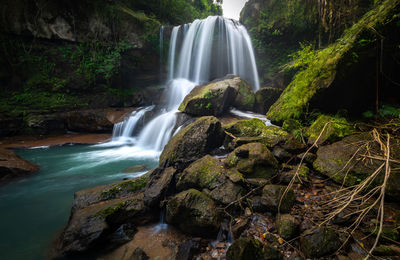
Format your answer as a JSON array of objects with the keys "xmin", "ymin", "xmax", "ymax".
[
  {"xmin": 266, "ymin": 0, "xmax": 400, "ymax": 123},
  {"xmin": 95, "ymin": 201, "xmax": 126, "ymax": 219},
  {"xmin": 99, "ymin": 175, "xmax": 148, "ymax": 200},
  {"xmin": 306, "ymin": 114, "xmax": 353, "ymax": 144},
  {"xmin": 224, "ymin": 118, "xmax": 267, "ymax": 137}
]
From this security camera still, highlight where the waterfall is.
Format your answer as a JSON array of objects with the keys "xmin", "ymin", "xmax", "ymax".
[{"xmin": 111, "ymin": 16, "xmax": 260, "ymax": 153}]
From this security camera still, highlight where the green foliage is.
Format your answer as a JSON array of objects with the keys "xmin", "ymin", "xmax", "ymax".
[
  {"xmin": 363, "ymin": 105, "xmax": 400, "ymax": 118},
  {"xmin": 284, "ymin": 43, "xmax": 317, "ymax": 71}
]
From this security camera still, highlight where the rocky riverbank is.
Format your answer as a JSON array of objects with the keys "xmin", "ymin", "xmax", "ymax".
[{"xmin": 54, "ymin": 114, "xmax": 400, "ymax": 259}]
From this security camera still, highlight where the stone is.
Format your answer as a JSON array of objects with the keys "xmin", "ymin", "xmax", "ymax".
[
  {"xmin": 276, "ymin": 214, "xmax": 299, "ymax": 240},
  {"xmin": 306, "ymin": 114, "xmax": 353, "ymax": 145},
  {"xmin": 300, "ymin": 226, "xmax": 341, "ymax": 258},
  {"xmin": 107, "ymin": 223, "xmax": 137, "ymax": 248},
  {"xmin": 224, "ymin": 118, "xmax": 267, "ymax": 138},
  {"xmin": 313, "ymin": 133, "xmax": 400, "ymax": 200},
  {"xmin": 261, "ymin": 185, "xmax": 295, "ymax": 213},
  {"xmin": 228, "ymin": 75, "xmax": 256, "ymax": 111},
  {"xmin": 179, "ymin": 77, "xmax": 237, "ymax": 116},
  {"xmin": 278, "ymin": 165, "xmax": 310, "ymax": 185},
  {"xmin": 143, "ymin": 167, "xmax": 176, "ymax": 207},
  {"xmin": 175, "ymin": 239, "xmax": 201, "ymax": 260},
  {"xmin": 66, "ymin": 109, "xmax": 116, "ymax": 132},
  {"xmin": 254, "ymin": 87, "xmax": 282, "ymax": 114},
  {"xmin": 207, "ymin": 179, "xmax": 244, "ymax": 205},
  {"xmin": 225, "ymin": 143, "xmax": 278, "ymax": 178},
  {"xmin": 176, "ymin": 155, "xmax": 225, "ymax": 191},
  {"xmin": 0, "ymin": 148, "xmax": 40, "ymax": 184},
  {"xmin": 159, "ymin": 116, "xmax": 223, "ymax": 168},
  {"xmin": 166, "ymin": 189, "xmax": 220, "ymax": 236}
]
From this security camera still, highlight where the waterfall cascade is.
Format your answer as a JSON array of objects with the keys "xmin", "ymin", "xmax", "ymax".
[{"xmin": 111, "ymin": 16, "xmax": 260, "ymax": 154}]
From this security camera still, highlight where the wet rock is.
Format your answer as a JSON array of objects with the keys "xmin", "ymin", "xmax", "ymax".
[
  {"xmin": 159, "ymin": 116, "xmax": 224, "ymax": 168},
  {"xmin": 144, "ymin": 167, "xmax": 176, "ymax": 208},
  {"xmin": 129, "ymin": 247, "xmax": 149, "ymax": 260},
  {"xmin": 226, "ymin": 237, "xmax": 282, "ymax": 260},
  {"xmin": 313, "ymin": 133, "xmax": 400, "ymax": 200},
  {"xmin": 249, "ymin": 196, "xmax": 267, "ymax": 212},
  {"xmin": 225, "ymin": 143, "xmax": 278, "ymax": 178},
  {"xmin": 224, "ymin": 118, "xmax": 267, "ymax": 138},
  {"xmin": 0, "ymin": 148, "xmax": 40, "ymax": 184},
  {"xmin": 272, "ymin": 146, "xmax": 292, "ymax": 161},
  {"xmin": 227, "ymin": 136, "xmax": 266, "ymax": 150},
  {"xmin": 228, "ymin": 75, "xmax": 256, "ymax": 111},
  {"xmin": 254, "ymin": 87, "xmax": 282, "ymax": 114},
  {"xmin": 207, "ymin": 179, "xmax": 244, "ymax": 205},
  {"xmin": 179, "ymin": 77, "xmax": 237, "ymax": 116},
  {"xmin": 276, "ymin": 214, "xmax": 299, "ymax": 240},
  {"xmin": 232, "ymin": 218, "xmax": 251, "ymax": 239},
  {"xmin": 295, "ymin": 152, "xmax": 316, "ymax": 164},
  {"xmin": 306, "ymin": 114, "xmax": 353, "ymax": 145},
  {"xmin": 300, "ymin": 226, "xmax": 341, "ymax": 258},
  {"xmin": 107, "ymin": 223, "xmax": 137, "ymax": 248},
  {"xmin": 166, "ymin": 189, "xmax": 220, "ymax": 236},
  {"xmin": 261, "ymin": 185, "xmax": 295, "ymax": 213},
  {"xmin": 66, "ymin": 109, "xmax": 116, "ymax": 132},
  {"xmin": 123, "ymin": 165, "xmax": 148, "ymax": 173},
  {"xmin": 25, "ymin": 113, "xmax": 66, "ymax": 134}
]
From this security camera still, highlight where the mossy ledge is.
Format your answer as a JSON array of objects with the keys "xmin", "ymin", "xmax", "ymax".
[{"xmin": 266, "ymin": 0, "xmax": 400, "ymax": 124}]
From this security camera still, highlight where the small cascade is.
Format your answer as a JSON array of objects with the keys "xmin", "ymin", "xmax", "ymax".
[
  {"xmin": 110, "ymin": 16, "xmax": 260, "ymax": 153},
  {"xmin": 111, "ymin": 106, "xmax": 154, "ymax": 142}
]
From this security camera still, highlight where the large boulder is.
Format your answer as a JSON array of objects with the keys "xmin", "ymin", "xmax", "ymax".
[
  {"xmin": 166, "ymin": 189, "xmax": 220, "ymax": 236},
  {"xmin": 178, "ymin": 75, "xmax": 255, "ymax": 116},
  {"xmin": 254, "ymin": 87, "xmax": 282, "ymax": 114},
  {"xmin": 225, "ymin": 143, "xmax": 278, "ymax": 178},
  {"xmin": 300, "ymin": 226, "xmax": 341, "ymax": 258},
  {"xmin": 0, "ymin": 148, "xmax": 40, "ymax": 184},
  {"xmin": 159, "ymin": 116, "xmax": 224, "ymax": 168},
  {"xmin": 313, "ymin": 133, "xmax": 400, "ymax": 200},
  {"xmin": 276, "ymin": 214, "xmax": 299, "ymax": 240}
]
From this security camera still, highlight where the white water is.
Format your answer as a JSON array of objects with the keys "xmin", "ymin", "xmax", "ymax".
[{"xmin": 110, "ymin": 16, "xmax": 260, "ymax": 155}]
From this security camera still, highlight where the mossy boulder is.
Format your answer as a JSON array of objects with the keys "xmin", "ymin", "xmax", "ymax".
[
  {"xmin": 225, "ymin": 143, "xmax": 278, "ymax": 178},
  {"xmin": 224, "ymin": 118, "xmax": 267, "ymax": 137},
  {"xmin": 229, "ymin": 75, "xmax": 256, "ymax": 111},
  {"xmin": 176, "ymin": 155, "xmax": 245, "ymax": 205},
  {"xmin": 276, "ymin": 214, "xmax": 299, "ymax": 240},
  {"xmin": 261, "ymin": 185, "xmax": 295, "ymax": 213},
  {"xmin": 166, "ymin": 189, "xmax": 220, "ymax": 236},
  {"xmin": 226, "ymin": 237, "xmax": 282, "ymax": 260},
  {"xmin": 255, "ymin": 87, "xmax": 282, "ymax": 114},
  {"xmin": 300, "ymin": 226, "xmax": 341, "ymax": 258},
  {"xmin": 313, "ymin": 133, "xmax": 400, "ymax": 200},
  {"xmin": 176, "ymin": 155, "xmax": 225, "ymax": 191},
  {"xmin": 159, "ymin": 116, "xmax": 223, "ymax": 168},
  {"xmin": 143, "ymin": 167, "xmax": 176, "ymax": 207},
  {"xmin": 306, "ymin": 114, "xmax": 353, "ymax": 145},
  {"xmin": 223, "ymin": 118, "xmax": 290, "ymax": 148},
  {"xmin": 279, "ymin": 164, "xmax": 310, "ymax": 185}
]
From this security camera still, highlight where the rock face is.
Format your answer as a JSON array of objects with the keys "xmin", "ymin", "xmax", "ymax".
[
  {"xmin": 254, "ymin": 87, "xmax": 282, "ymax": 114},
  {"xmin": 0, "ymin": 148, "xmax": 40, "ymax": 184},
  {"xmin": 159, "ymin": 116, "xmax": 224, "ymax": 167},
  {"xmin": 166, "ymin": 189, "xmax": 220, "ymax": 236},
  {"xmin": 313, "ymin": 133, "xmax": 400, "ymax": 200},
  {"xmin": 179, "ymin": 75, "xmax": 255, "ymax": 116},
  {"xmin": 225, "ymin": 143, "xmax": 278, "ymax": 178},
  {"xmin": 300, "ymin": 226, "xmax": 341, "ymax": 258},
  {"xmin": 276, "ymin": 214, "xmax": 299, "ymax": 240},
  {"xmin": 58, "ymin": 168, "xmax": 177, "ymax": 255}
]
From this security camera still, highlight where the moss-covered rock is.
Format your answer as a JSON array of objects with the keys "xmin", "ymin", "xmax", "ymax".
[
  {"xmin": 261, "ymin": 185, "xmax": 295, "ymax": 213},
  {"xmin": 313, "ymin": 133, "xmax": 400, "ymax": 200},
  {"xmin": 279, "ymin": 164, "xmax": 310, "ymax": 185},
  {"xmin": 178, "ymin": 79, "xmax": 236, "ymax": 116},
  {"xmin": 176, "ymin": 155, "xmax": 225, "ymax": 191},
  {"xmin": 225, "ymin": 143, "xmax": 278, "ymax": 179},
  {"xmin": 260, "ymin": 126, "xmax": 291, "ymax": 148},
  {"xmin": 276, "ymin": 214, "xmax": 299, "ymax": 240},
  {"xmin": 306, "ymin": 114, "xmax": 353, "ymax": 145},
  {"xmin": 159, "ymin": 116, "xmax": 223, "ymax": 167},
  {"xmin": 255, "ymin": 87, "xmax": 283, "ymax": 114},
  {"xmin": 230, "ymin": 76, "xmax": 256, "ymax": 111},
  {"xmin": 166, "ymin": 189, "xmax": 220, "ymax": 236},
  {"xmin": 300, "ymin": 226, "xmax": 341, "ymax": 258},
  {"xmin": 266, "ymin": 0, "xmax": 400, "ymax": 124}
]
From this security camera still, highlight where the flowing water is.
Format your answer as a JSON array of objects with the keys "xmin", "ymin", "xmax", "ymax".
[{"xmin": 0, "ymin": 145, "xmax": 158, "ymax": 260}]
